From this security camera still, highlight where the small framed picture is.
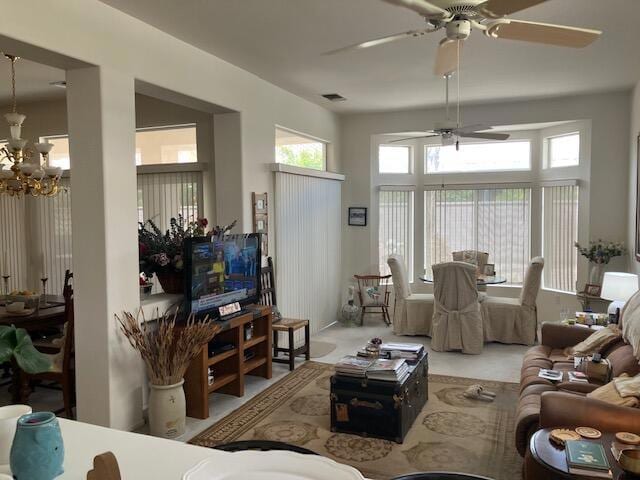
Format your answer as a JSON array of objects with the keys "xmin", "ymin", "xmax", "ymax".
[
  {"xmin": 254, "ymin": 214, "xmax": 268, "ymax": 234},
  {"xmin": 348, "ymin": 207, "xmax": 367, "ymax": 226},
  {"xmin": 252, "ymin": 192, "xmax": 268, "ymax": 214},
  {"xmin": 585, "ymin": 283, "xmax": 602, "ymax": 297},
  {"xmin": 482, "ymin": 264, "xmax": 496, "ymax": 276}
]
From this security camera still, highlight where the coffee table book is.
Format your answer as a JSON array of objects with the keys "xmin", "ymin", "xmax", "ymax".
[{"xmin": 565, "ymin": 440, "xmax": 612, "ymax": 479}]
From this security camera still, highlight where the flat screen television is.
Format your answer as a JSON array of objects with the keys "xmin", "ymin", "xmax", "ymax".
[{"xmin": 184, "ymin": 234, "xmax": 261, "ymax": 319}]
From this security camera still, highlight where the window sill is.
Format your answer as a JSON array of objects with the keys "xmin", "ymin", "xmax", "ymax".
[{"xmin": 270, "ymin": 163, "xmax": 345, "ymax": 181}]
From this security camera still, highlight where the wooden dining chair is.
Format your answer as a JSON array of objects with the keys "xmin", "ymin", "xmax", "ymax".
[
  {"xmin": 20, "ymin": 280, "xmax": 75, "ymax": 418},
  {"xmin": 353, "ymin": 274, "xmax": 392, "ymax": 326}
]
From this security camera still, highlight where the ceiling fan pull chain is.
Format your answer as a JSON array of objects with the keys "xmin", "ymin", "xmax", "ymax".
[
  {"xmin": 456, "ymin": 40, "xmax": 461, "ymax": 128},
  {"xmin": 445, "ymin": 74, "xmax": 449, "ymax": 121}
]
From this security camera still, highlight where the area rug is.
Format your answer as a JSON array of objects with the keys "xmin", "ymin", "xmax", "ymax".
[
  {"xmin": 189, "ymin": 362, "xmax": 522, "ymax": 480},
  {"xmin": 309, "ymin": 340, "xmax": 337, "ymax": 358}
]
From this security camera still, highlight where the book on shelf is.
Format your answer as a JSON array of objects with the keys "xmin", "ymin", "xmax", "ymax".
[
  {"xmin": 565, "ymin": 440, "xmax": 612, "ymax": 479},
  {"xmin": 538, "ymin": 369, "xmax": 563, "ymax": 381}
]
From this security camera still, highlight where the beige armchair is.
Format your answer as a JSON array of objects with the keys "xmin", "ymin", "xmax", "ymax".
[
  {"xmin": 431, "ymin": 261, "xmax": 483, "ymax": 354},
  {"xmin": 386, "ymin": 255, "xmax": 434, "ymax": 336},
  {"xmin": 481, "ymin": 257, "xmax": 544, "ymax": 346}
]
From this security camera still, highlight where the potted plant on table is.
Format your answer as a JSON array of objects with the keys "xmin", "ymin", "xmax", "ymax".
[
  {"xmin": 575, "ymin": 240, "xmax": 626, "ymax": 286},
  {"xmin": 117, "ymin": 310, "xmax": 221, "ymax": 439}
]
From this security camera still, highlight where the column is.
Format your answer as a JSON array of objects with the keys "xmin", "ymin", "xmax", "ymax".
[{"xmin": 66, "ymin": 66, "xmax": 142, "ymax": 430}]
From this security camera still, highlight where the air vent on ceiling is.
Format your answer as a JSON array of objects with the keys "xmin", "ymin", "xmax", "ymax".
[
  {"xmin": 49, "ymin": 81, "xmax": 67, "ymax": 89},
  {"xmin": 321, "ymin": 93, "xmax": 346, "ymax": 102}
]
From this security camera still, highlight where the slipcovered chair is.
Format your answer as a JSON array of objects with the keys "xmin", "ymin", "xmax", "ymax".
[
  {"xmin": 481, "ymin": 257, "xmax": 543, "ymax": 346},
  {"xmin": 387, "ymin": 255, "xmax": 434, "ymax": 336},
  {"xmin": 431, "ymin": 261, "xmax": 483, "ymax": 354},
  {"xmin": 452, "ymin": 250, "xmax": 489, "ymax": 269}
]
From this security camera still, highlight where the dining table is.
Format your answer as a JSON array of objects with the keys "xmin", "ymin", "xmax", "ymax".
[
  {"xmin": 419, "ymin": 274, "xmax": 507, "ymax": 285},
  {"xmin": 0, "ymin": 295, "xmax": 66, "ymax": 331}
]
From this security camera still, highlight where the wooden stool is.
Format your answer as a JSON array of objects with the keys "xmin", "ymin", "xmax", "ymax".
[{"xmin": 272, "ymin": 318, "xmax": 310, "ymax": 371}]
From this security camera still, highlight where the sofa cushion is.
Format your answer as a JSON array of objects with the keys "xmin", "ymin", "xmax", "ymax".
[{"xmin": 608, "ymin": 343, "xmax": 640, "ymax": 377}]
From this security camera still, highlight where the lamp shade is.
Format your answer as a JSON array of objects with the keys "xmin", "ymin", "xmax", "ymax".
[{"xmin": 601, "ymin": 272, "xmax": 639, "ymax": 302}]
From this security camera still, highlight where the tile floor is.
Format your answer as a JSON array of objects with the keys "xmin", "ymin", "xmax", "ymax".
[{"xmin": 0, "ymin": 314, "xmax": 530, "ymax": 442}]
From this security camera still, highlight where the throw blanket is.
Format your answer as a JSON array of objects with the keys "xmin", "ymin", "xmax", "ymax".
[
  {"xmin": 566, "ymin": 324, "xmax": 621, "ymax": 357},
  {"xmin": 588, "ymin": 374, "xmax": 640, "ymax": 408}
]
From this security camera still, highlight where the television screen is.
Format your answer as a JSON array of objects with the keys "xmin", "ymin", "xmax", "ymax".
[{"xmin": 185, "ymin": 234, "xmax": 261, "ymax": 318}]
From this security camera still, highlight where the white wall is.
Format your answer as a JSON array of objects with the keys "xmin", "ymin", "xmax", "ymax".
[
  {"xmin": 341, "ymin": 91, "xmax": 631, "ymax": 320},
  {"xmin": 629, "ymin": 82, "xmax": 640, "ymax": 275}
]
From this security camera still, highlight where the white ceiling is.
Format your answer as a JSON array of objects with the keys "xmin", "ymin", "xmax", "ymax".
[
  {"xmin": 62, "ymin": 1, "xmax": 640, "ymax": 113},
  {"xmin": 0, "ymin": 56, "xmax": 65, "ymax": 106}
]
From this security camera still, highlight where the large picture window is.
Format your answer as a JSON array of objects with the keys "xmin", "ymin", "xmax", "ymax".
[
  {"xmin": 545, "ymin": 132, "xmax": 580, "ymax": 168},
  {"xmin": 425, "ymin": 141, "xmax": 531, "ymax": 173},
  {"xmin": 378, "ymin": 188, "xmax": 414, "ymax": 278},
  {"xmin": 275, "ymin": 127, "xmax": 327, "ymax": 171},
  {"xmin": 424, "ymin": 187, "xmax": 531, "ymax": 284}
]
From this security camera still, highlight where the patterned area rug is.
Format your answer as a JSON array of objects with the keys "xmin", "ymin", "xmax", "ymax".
[{"xmin": 189, "ymin": 362, "xmax": 522, "ymax": 480}]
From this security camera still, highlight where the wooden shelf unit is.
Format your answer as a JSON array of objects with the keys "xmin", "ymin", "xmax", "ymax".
[{"xmin": 184, "ymin": 304, "xmax": 272, "ymax": 419}]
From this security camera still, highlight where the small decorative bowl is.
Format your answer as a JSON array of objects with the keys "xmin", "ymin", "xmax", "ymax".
[{"xmin": 620, "ymin": 449, "xmax": 640, "ymax": 475}]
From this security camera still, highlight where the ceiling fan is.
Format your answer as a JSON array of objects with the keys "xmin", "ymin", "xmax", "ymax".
[
  {"xmin": 390, "ymin": 66, "xmax": 510, "ymax": 149},
  {"xmin": 325, "ymin": 0, "xmax": 602, "ymax": 76}
]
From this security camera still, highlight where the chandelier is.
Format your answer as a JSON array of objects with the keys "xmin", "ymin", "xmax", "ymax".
[{"xmin": 0, "ymin": 54, "xmax": 62, "ymax": 197}]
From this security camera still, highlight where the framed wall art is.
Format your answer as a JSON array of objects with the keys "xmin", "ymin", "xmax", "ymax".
[
  {"xmin": 348, "ymin": 207, "xmax": 367, "ymax": 226},
  {"xmin": 252, "ymin": 192, "xmax": 268, "ymax": 255}
]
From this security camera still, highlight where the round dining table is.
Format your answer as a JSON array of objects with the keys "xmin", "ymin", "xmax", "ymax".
[{"xmin": 419, "ymin": 275, "xmax": 507, "ymax": 285}]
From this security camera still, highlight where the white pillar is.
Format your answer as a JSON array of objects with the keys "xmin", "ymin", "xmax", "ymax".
[{"xmin": 66, "ymin": 66, "xmax": 142, "ymax": 430}]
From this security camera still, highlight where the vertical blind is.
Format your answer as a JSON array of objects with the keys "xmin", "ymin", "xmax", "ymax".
[
  {"xmin": 424, "ymin": 186, "xmax": 531, "ymax": 284},
  {"xmin": 275, "ymin": 171, "xmax": 342, "ymax": 337},
  {"xmin": 542, "ymin": 184, "xmax": 579, "ymax": 292},
  {"xmin": 0, "ymin": 195, "xmax": 27, "ymax": 291},
  {"xmin": 378, "ymin": 188, "xmax": 414, "ymax": 278}
]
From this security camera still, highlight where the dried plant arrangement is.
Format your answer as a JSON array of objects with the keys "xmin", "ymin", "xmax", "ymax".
[{"xmin": 117, "ymin": 309, "xmax": 221, "ymax": 386}]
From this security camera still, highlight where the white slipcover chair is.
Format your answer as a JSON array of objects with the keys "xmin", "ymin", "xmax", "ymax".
[
  {"xmin": 451, "ymin": 250, "xmax": 490, "ymax": 269},
  {"xmin": 387, "ymin": 255, "xmax": 434, "ymax": 336},
  {"xmin": 431, "ymin": 261, "xmax": 483, "ymax": 354},
  {"xmin": 481, "ymin": 257, "xmax": 544, "ymax": 346}
]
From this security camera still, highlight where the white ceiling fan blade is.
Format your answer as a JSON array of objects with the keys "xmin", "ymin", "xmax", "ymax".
[
  {"xmin": 434, "ymin": 39, "xmax": 462, "ymax": 77},
  {"xmin": 455, "ymin": 123, "xmax": 494, "ymax": 133},
  {"xmin": 381, "ymin": 0, "xmax": 451, "ymax": 19},
  {"xmin": 459, "ymin": 132, "xmax": 511, "ymax": 141},
  {"xmin": 323, "ymin": 29, "xmax": 429, "ymax": 55},
  {"xmin": 478, "ymin": 0, "xmax": 549, "ymax": 18},
  {"xmin": 487, "ymin": 20, "xmax": 602, "ymax": 48},
  {"xmin": 390, "ymin": 133, "xmax": 440, "ymax": 143}
]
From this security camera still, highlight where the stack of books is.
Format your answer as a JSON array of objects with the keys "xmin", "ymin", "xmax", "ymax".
[
  {"xmin": 367, "ymin": 358, "xmax": 410, "ymax": 383},
  {"xmin": 379, "ymin": 343, "xmax": 424, "ymax": 363},
  {"xmin": 335, "ymin": 356, "xmax": 373, "ymax": 378},
  {"xmin": 565, "ymin": 440, "xmax": 612, "ymax": 478}
]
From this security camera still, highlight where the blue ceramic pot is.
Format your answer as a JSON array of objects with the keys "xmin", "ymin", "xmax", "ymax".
[{"xmin": 10, "ymin": 412, "xmax": 64, "ymax": 480}]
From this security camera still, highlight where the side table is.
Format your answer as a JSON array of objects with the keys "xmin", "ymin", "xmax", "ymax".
[{"xmin": 525, "ymin": 428, "xmax": 627, "ymax": 479}]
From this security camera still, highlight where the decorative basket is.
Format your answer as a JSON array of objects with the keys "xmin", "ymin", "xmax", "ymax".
[{"xmin": 156, "ymin": 271, "xmax": 184, "ymax": 295}]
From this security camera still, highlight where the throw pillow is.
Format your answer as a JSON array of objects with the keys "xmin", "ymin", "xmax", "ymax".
[
  {"xmin": 587, "ymin": 374, "xmax": 640, "ymax": 408},
  {"xmin": 565, "ymin": 324, "xmax": 622, "ymax": 357}
]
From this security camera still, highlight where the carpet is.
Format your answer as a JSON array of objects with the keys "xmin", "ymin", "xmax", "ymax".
[
  {"xmin": 189, "ymin": 362, "xmax": 523, "ymax": 480},
  {"xmin": 310, "ymin": 340, "xmax": 337, "ymax": 358}
]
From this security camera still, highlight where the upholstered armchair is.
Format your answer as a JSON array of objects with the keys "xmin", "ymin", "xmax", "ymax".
[
  {"xmin": 387, "ymin": 255, "xmax": 434, "ymax": 336},
  {"xmin": 481, "ymin": 257, "xmax": 544, "ymax": 346},
  {"xmin": 431, "ymin": 261, "xmax": 483, "ymax": 354}
]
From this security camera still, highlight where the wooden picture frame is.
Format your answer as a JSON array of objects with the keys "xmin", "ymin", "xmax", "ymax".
[
  {"xmin": 585, "ymin": 283, "xmax": 602, "ymax": 297},
  {"xmin": 348, "ymin": 207, "xmax": 367, "ymax": 226},
  {"xmin": 636, "ymin": 134, "xmax": 640, "ymax": 262},
  {"xmin": 252, "ymin": 192, "xmax": 268, "ymax": 215},
  {"xmin": 482, "ymin": 264, "xmax": 496, "ymax": 276},
  {"xmin": 252, "ymin": 192, "xmax": 268, "ymax": 255}
]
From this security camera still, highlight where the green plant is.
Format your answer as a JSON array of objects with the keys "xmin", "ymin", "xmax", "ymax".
[
  {"xmin": 575, "ymin": 240, "xmax": 626, "ymax": 264},
  {"xmin": 0, "ymin": 325, "xmax": 51, "ymax": 374}
]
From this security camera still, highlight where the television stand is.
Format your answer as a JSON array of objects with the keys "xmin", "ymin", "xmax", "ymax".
[{"xmin": 183, "ymin": 304, "xmax": 272, "ymax": 419}]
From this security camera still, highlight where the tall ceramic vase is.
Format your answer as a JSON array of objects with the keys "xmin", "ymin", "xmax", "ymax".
[
  {"xmin": 589, "ymin": 263, "xmax": 605, "ymax": 287},
  {"xmin": 10, "ymin": 411, "xmax": 64, "ymax": 480},
  {"xmin": 148, "ymin": 379, "xmax": 186, "ymax": 439}
]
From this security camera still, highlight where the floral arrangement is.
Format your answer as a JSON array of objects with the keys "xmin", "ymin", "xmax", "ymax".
[
  {"xmin": 117, "ymin": 309, "xmax": 221, "ymax": 385},
  {"xmin": 575, "ymin": 240, "xmax": 626, "ymax": 264}
]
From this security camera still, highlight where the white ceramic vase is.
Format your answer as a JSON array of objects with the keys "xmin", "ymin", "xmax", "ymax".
[
  {"xmin": 0, "ymin": 405, "xmax": 32, "ymax": 465},
  {"xmin": 148, "ymin": 379, "xmax": 186, "ymax": 439}
]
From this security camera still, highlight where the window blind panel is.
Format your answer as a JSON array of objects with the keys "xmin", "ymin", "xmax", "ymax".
[
  {"xmin": 378, "ymin": 190, "xmax": 414, "ymax": 278},
  {"xmin": 275, "ymin": 172, "xmax": 342, "ymax": 341},
  {"xmin": 0, "ymin": 196, "xmax": 27, "ymax": 291},
  {"xmin": 425, "ymin": 187, "xmax": 531, "ymax": 284},
  {"xmin": 35, "ymin": 177, "xmax": 73, "ymax": 295},
  {"xmin": 542, "ymin": 184, "xmax": 578, "ymax": 292}
]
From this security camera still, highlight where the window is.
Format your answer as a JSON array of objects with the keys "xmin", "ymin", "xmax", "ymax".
[
  {"xmin": 137, "ymin": 171, "xmax": 202, "ymax": 228},
  {"xmin": 135, "ymin": 125, "xmax": 197, "ymax": 166},
  {"xmin": 545, "ymin": 133, "xmax": 580, "ymax": 168},
  {"xmin": 425, "ymin": 141, "xmax": 531, "ymax": 173},
  {"xmin": 542, "ymin": 184, "xmax": 579, "ymax": 292},
  {"xmin": 275, "ymin": 127, "xmax": 326, "ymax": 171},
  {"xmin": 424, "ymin": 187, "xmax": 531, "ymax": 284},
  {"xmin": 379, "ymin": 145, "xmax": 411, "ymax": 174},
  {"xmin": 378, "ymin": 189, "xmax": 414, "ymax": 278},
  {"xmin": 40, "ymin": 136, "xmax": 70, "ymax": 170}
]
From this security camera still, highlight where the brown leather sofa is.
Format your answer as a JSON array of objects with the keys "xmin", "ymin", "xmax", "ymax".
[{"xmin": 515, "ymin": 322, "xmax": 640, "ymax": 456}]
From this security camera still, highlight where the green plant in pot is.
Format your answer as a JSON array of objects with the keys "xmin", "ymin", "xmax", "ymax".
[{"xmin": 0, "ymin": 325, "xmax": 51, "ymax": 374}]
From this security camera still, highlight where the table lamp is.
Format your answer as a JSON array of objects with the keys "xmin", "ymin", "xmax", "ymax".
[{"xmin": 601, "ymin": 272, "xmax": 639, "ymax": 316}]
